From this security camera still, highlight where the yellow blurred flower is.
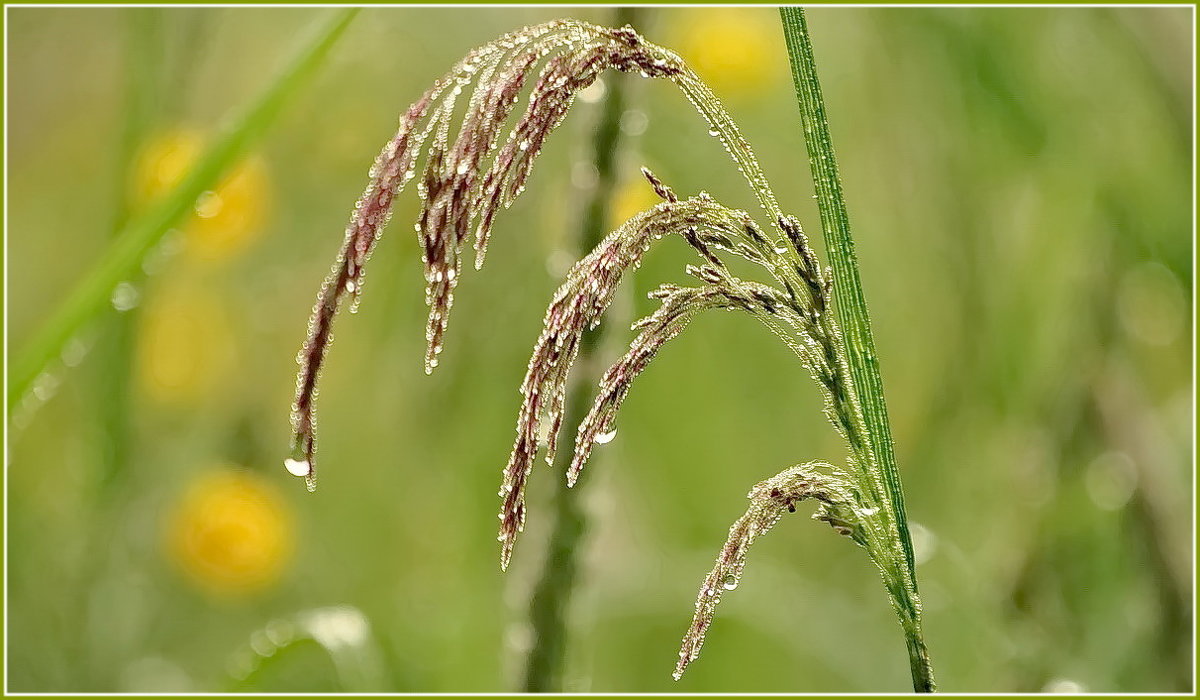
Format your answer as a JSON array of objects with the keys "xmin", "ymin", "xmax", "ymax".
[
  {"xmin": 672, "ymin": 9, "xmax": 785, "ymax": 100},
  {"xmin": 167, "ymin": 466, "xmax": 294, "ymax": 596},
  {"xmin": 131, "ymin": 128, "xmax": 271, "ymax": 264},
  {"xmin": 609, "ymin": 172, "xmax": 663, "ymax": 230},
  {"xmin": 135, "ymin": 277, "xmax": 235, "ymax": 405},
  {"xmin": 132, "ymin": 128, "xmax": 204, "ymax": 204}
]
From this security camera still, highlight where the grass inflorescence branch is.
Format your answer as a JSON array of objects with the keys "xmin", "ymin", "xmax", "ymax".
[{"xmin": 290, "ymin": 15, "xmax": 932, "ymax": 691}]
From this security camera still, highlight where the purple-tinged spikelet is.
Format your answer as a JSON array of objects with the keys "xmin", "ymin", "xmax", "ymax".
[
  {"xmin": 286, "ymin": 16, "xmax": 924, "ymax": 689},
  {"xmin": 673, "ymin": 463, "xmax": 863, "ymax": 680},
  {"xmin": 567, "ymin": 279, "xmax": 790, "ymax": 488},
  {"xmin": 495, "ymin": 183, "xmax": 800, "ymax": 569},
  {"xmin": 292, "ymin": 20, "xmax": 685, "ymax": 487},
  {"xmin": 497, "ymin": 200, "xmax": 673, "ymax": 570}
]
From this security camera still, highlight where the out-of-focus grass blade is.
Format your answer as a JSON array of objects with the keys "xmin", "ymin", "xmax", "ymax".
[
  {"xmin": 7, "ymin": 8, "xmax": 359, "ymax": 412},
  {"xmin": 227, "ymin": 606, "xmax": 386, "ymax": 692}
]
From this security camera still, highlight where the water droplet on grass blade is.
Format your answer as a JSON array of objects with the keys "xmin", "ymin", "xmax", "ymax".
[
  {"xmin": 111, "ymin": 282, "xmax": 140, "ymax": 312},
  {"xmin": 194, "ymin": 190, "xmax": 223, "ymax": 218},
  {"xmin": 61, "ymin": 336, "xmax": 91, "ymax": 367},
  {"xmin": 32, "ymin": 372, "xmax": 60, "ymax": 402}
]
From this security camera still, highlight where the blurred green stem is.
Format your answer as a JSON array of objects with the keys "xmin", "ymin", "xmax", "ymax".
[
  {"xmin": 521, "ymin": 6, "xmax": 640, "ymax": 692},
  {"xmin": 7, "ymin": 8, "xmax": 359, "ymax": 413},
  {"xmin": 778, "ymin": 8, "xmax": 933, "ymax": 692},
  {"xmin": 92, "ymin": 9, "xmax": 162, "ymax": 493},
  {"xmin": 66, "ymin": 14, "xmax": 162, "ymax": 688}
]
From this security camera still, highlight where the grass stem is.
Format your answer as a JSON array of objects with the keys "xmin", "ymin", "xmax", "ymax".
[
  {"xmin": 92, "ymin": 9, "xmax": 162, "ymax": 493},
  {"xmin": 778, "ymin": 7, "xmax": 934, "ymax": 692},
  {"xmin": 520, "ymin": 8, "xmax": 641, "ymax": 692}
]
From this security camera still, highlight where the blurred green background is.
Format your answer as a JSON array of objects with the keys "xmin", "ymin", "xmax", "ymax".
[{"xmin": 5, "ymin": 6, "xmax": 1193, "ymax": 693}]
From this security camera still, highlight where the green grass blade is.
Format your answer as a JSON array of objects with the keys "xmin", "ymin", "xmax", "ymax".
[
  {"xmin": 7, "ymin": 8, "xmax": 359, "ymax": 412},
  {"xmin": 778, "ymin": 7, "xmax": 933, "ymax": 692},
  {"xmin": 777, "ymin": 5, "xmax": 915, "ymax": 575}
]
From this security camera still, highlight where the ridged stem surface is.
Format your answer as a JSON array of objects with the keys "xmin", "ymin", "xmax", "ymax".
[{"xmin": 779, "ymin": 7, "xmax": 934, "ymax": 692}]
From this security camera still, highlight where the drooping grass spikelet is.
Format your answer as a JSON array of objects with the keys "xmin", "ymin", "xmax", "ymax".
[
  {"xmin": 673, "ymin": 463, "xmax": 864, "ymax": 681},
  {"xmin": 287, "ymin": 16, "xmax": 932, "ymax": 689},
  {"xmin": 567, "ymin": 284, "xmax": 728, "ymax": 489},
  {"xmin": 496, "ymin": 214, "xmax": 660, "ymax": 570},
  {"xmin": 497, "ymin": 179, "xmax": 804, "ymax": 569},
  {"xmin": 291, "ymin": 20, "xmax": 686, "ymax": 488},
  {"xmin": 560, "ymin": 203, "xmax": 858, "ymax": 495},
  {"xmin": 289, "ymin": 89, "xmax": 437, "ymax": 491},
  {"xmin": 498, "ymin": 193, "xmax": 694, "ymax": 570},
  {"xmin": 568, "ymin": 276, "xmax": 794, "ymax": 488}
]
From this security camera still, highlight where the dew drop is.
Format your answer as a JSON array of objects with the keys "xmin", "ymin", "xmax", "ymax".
[
  {"xmin": 594, "ymin": 429, "xmax": 617, "ymax": 444},
  {"xmin": 1043, "ymin": 678, "xmax": 1086, "ymax": 694},
  {"xmin": 61, "ymin": 337, "xmax": 91, "ymax": 368},
  {"xmin": 578, "ymin": 79, "xmax": 606, "ymax": 104},
  {"xmin": 111, "ymin": 282, "xmax": 140, "ymax": 312},
  {"xmin": 721, "ymin": 576, "xmax": 738, "ymax": 591},
  {"xmin": 194, "ymin": 190, "xmax": 223, "ymax": 218},
  {"xmin": 249, "ymin": 630, "xmax": 274, "ymax": 658},
  {"xmin": 32, "ymin": 372, "xmax": 60, "ymax": 402},
  {"xmin": 284, "ymin": 458, "xmax": 310, "ymax": 477}
]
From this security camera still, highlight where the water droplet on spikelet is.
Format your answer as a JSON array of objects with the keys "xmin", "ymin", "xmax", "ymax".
[
  {"xmin": 284, "ymin": 458, "xmax": 310, "ymax": 478},
  {"xmin": 594, "ymin": 429, "xmax": 617, "ymax": 444}
]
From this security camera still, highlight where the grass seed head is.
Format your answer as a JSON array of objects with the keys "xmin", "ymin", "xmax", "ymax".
[
  {"xmin": 291, "ymin": 20, "xmax": 686, "ymax": 487},
  {"xmin": 673, "ymin": 463, "xmax": 863, "ymax": 680}
]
